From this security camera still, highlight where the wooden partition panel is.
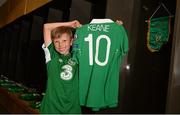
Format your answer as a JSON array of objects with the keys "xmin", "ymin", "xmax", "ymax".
[
  {"xmin": 0, "ymin": 0, "xmax": 10, "ymax": 28},
  {"xmin": 0, "ymin": 0, "xmax": 52, "ymax": 28},
  {"xmin": 7, "ymin": 0, "xmax": 27, "ymax": 24},
  {"xmin": 25, "ymin": 0, "xmax": 52, "ymax": 14}
]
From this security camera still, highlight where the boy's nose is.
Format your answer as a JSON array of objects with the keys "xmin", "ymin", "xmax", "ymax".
[{"xmin": 58, "ymin": 42, "xmax": 62, "ymax": 47}]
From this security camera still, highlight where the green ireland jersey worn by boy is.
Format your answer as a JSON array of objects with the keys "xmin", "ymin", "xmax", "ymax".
[
  {"xmin": 40, "ymin": 43, "xmax": 81, "ymax": 114},
  {"xmin": 72, "ymin": 19, "xmax": 129, "ymax": 111}
]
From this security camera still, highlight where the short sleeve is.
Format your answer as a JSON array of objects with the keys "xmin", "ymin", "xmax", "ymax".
[
  {"xmin": 120, "ymin": 26, "xmax": 129, "ymax": 56},
  {"xmin": 72, "ymin": 29, "xmax": 80, "ymax": 52},
  {"xmin": 72, "ymin": 28, "xmax": 81, "ymax": 64},
  {"xmin": 42, "ymin": 42, "xmax": 56, "ymax": 63}
]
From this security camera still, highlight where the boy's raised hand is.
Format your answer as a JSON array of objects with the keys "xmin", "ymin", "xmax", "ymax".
[
  {"xmin": 116, "ymin": 20, "xmax": 123, "ymax": 25},
  {"xmin": 71, "ymin": 20, "xmax": 82, "ymax": 28},
  {"xmin": 43, "ymin": 20, "xmax": 82, "ymax": 47}
]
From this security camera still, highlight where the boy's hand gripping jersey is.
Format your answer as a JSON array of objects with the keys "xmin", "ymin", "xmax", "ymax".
[{"xmin": 73, "ymin": 19, "xmax": 129, "ymax": 111}]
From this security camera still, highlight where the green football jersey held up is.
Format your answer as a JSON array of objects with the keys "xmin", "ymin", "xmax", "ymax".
[
  {"xmin": 72, "ymin": 19, "xmax": 129, "ymax": 111},
  {"xmin": 40, "ymin": 43, "xmax": 81, "ymax": 114}
]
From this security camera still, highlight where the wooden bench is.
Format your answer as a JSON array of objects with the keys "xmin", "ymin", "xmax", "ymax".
[{"xmin": 0, "ymin": 87, "xmax": 39, "ymax": 114}]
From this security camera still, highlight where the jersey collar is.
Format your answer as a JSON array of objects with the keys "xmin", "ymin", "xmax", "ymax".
[{"xmin": 90, "ymin": 19, "xmax": 114, "ymax": 23}]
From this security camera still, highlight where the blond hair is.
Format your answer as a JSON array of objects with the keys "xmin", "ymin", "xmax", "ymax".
[{"xmin": 51, "ymin": 26, "xmax": 74, "ymax": 40}]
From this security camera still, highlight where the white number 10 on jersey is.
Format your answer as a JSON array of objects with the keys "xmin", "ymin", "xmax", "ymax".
[{"xmin": 85, "ymin": 34, "xmax": 111, "ymax": 66}]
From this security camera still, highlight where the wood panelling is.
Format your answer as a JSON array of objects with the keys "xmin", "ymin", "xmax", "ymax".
[
  {"xmin": 25, "ymin": 0, "xmax": 52, "ymax": 14},
  {"xmin": 0, "ymin": 0, "xmax": 52, "ymax": 28},
  {"xmin": 7, "ymin": 0, "xmax": 27, "ymax": 24},
  {"xmin": 0, "ymin": 88, "xmax": 39, "ymax": 113},
  {"xmin": 0, "ymin": 0, "xmax": 10, "ymax": 28}
]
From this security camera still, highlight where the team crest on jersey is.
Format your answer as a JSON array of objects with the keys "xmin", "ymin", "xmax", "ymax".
[
  {"xmin": 60, "ymin": 65, "xmax": 73, "ymax": 80},
  {"xmin": 73, "ymin": 44, "xmax": 79, "ymax": 48},
  {"xmin": 59, "ymin": 58, "xmax": 63, "ymax": 63}
]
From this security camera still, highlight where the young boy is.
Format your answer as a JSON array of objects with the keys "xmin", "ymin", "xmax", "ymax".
[{"xmin": 40, "ymin": 20, "xmax": 82, "ymax": 114}]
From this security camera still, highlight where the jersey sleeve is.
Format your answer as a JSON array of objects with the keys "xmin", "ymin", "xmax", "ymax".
[
  {"xmin": 119, "ymin": 26, "xmax": 129, "ymax": 56},
  {"xmin": 72, "ymin": 28, "xmax": 81, "ymax": 63},
  {"xmin": 42, "ymin": 42, "xmax": 56, "ymax": 63}
]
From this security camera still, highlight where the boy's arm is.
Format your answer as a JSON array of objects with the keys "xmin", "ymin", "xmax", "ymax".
[{"xmin": 43, "ymin": 20, "xmax": 81, "ymax": 47}]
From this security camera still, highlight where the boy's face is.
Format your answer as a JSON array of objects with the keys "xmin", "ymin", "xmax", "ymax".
[{"xmin": 53, "ymin": 33, "xmax": 73, "ymax": 55}]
